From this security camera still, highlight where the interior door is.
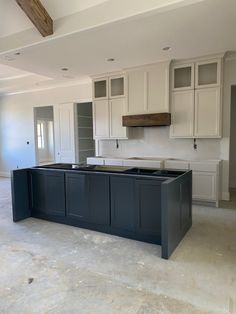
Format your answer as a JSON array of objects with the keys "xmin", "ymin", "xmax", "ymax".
[{"xmin": 54, "ymin": 103, "xmax": 76, "ymax": 163}]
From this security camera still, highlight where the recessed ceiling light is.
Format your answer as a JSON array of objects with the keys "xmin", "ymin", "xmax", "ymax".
[
  {"xmin": 107, "ymin": 58, "xmax": 115, "ymax": 62},
  {"xmin": 14, "ymin": 52, "xmax": 21, "ymax": 56},
  {"xmin": 162, "ymin": 46, "xmax": 171, "ymax": 51},
  {"xmin": 61, "ymin": 67, "xmax": 69, "ymax": 71}
]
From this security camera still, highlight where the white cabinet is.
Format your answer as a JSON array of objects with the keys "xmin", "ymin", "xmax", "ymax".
[
  {"xmin": 190, "ymin": 161, "xmax": 220, "ymax": 203},
  {"xmin": 92, "ymin": 73, "xmax": 127, "ymax": 140},
  {"xmin": 164, "ymin": 159, "xmax": 220, "ymax": 204},
  {"xmin": 93, "ymin": 100, "xmax": 110, "ymax": 139},
  {"xmin": 172, "ymin": 63, "xmax": 194, "ymax": 91},
  {"xmin": 109, "ymin": 75, "xmax": 126, "ymax": 99},
  {"xmin": 122, "ymin": 159, "xmax": 163, "ymax": 169},
  {"xmin": 171, "ymin": 56, "xmax": 222, "ymax": 138},
  {"xmin": 164, "ymin": 160, "xmax": 189, "ymax": 170},
  {"xmin": 104, "ymin": 158, "xmax": 123, "ymax": 166},
  {"xmin": 194, "ymin": 88, "xmax": 221, "ymax": 137},
  {"xmin": 87, "ymin": 157, "xmax": 104, "ymax": 165},
  {"xmin": 170, "ymin": 91, "xmax": 194, "ymax": 138},
  {"xmin": 109, "ymin": 98, "xmax": 127, "ymax": 139},
  {"xmin": 127, "ymin": 68, "xmax": 147, "ymax": 114},
  {"xmin": 93, "ymin": 78, "xmax": 108, "ymax": 100},
  {"xmin": 195, "ymin": 59, "xmax": 221, "ymax": 88},
  {"xmin": 127, "ymin": 62, "xmax": 170, "ymax": 115},
  {"xmin": 192, "ymin": 172, "xmax": 217, "ymax": 201}
]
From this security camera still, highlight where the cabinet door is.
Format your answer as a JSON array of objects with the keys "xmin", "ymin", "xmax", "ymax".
[
  {"xmin": 88, "ymin": 175, "xmax": 110, "ymax": 225},
  {"xmin": 170, "ymin": 90, "xmax": 194, "ymax": 138},
  {"xmin": 147, "ymin": 62, "xmax": 170, "ymax": 113},
  {"xmin": 45, "ymin": 171, "xmax": 65, "ymax": 216},
  {"xmin": 135, "ymin": 180, "xmax": 161, "ymax": 239},
  {"xmin": 30, "ymin": 171, "xmax": 47, "ymax": 214},
  {"xmin": 127, "ymin": 69, "xmax": 147, "ymax": 114},
  {"xmin": 195, "ymin": 59, "xmax": 221, "ymax": 89},
  {"xmin": 172, "ymin": 63, "xmax": 194, "ymax": 91},
  {"xmin": 109, "ymin": 98, "xmax": 127, "ymax": 139},
  {"xmin": 110, "ymin": 176, "xmax": 135, "ymax": 232},
  {"xmin": 194, "ymin": 87, "xmax": 221, "ymax": 137},
  {"xmin": 192, "ymin": 171, "xmax": 216, "ymax": 201},
  {"xmin": 93, "ymin": 100, "xmax": 109, "ymax": 139},
  {"xmin": 65, "ymin": 173, "xmax": 88, "ymax": 221},
  {"xmin": 109, "ymin": 75, "xmax": 126, "ymax": 99},
  {"xmin": 54, "ymin": 103, "xmax": 76, "ymax": 163},
  {"xmin": 93, "ymin": 78, "xmax": 108, "ymax": 100},
  {"xmin": 30, "ymin": 170, "xmax": 65, "ymax": 216}
]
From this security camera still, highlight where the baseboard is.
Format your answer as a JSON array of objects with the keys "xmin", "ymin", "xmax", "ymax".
[
  {"xmin": 222, "ymin": 192, "xmax": 230, "ymax": 201},
  {"xmin": 193, "ymin": 200, "xmax": 217, "ymax": 207},
  {"xmin": 0, "ymin": 172, "xmax": 10, "ymax": 178}
]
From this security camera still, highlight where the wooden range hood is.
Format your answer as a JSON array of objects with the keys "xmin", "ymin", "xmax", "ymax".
[{"xmin": 122, "ymin": 113, "xmax": 171, "ymax": 127}]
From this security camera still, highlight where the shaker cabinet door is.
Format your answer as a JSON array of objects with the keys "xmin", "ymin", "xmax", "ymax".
[{"xmin": 170, "ymin": 90, "xmax": 194, "ymax": 138}]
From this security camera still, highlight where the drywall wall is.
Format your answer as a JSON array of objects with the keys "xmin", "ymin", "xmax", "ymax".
[
  {"xmin": 0, "ymin": 83, "xmax": 92, "ymax": 176},
  {"xmin": 98, "ymin": 56, "xmax": 236, "ymax": 200}
]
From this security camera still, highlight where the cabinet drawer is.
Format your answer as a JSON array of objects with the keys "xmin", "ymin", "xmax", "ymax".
[
  {"xmin": 190, "ymin": 162, "xmax": 218, "ymax": 172},
  {"xmin": 164, "ymin": 160, "xmax": 189, "ymax": 170}
]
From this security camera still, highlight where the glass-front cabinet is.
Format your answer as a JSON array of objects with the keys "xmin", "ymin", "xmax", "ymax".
[
  {"xmin": 93, "ymin": 78, "xmax": 108, "ymax": 100},
  {"xmin": 172, "ymin": 63, "xmax": 194, "ymax": 90},
  {"xmin": 195, "ymin": 59, "xmax": 221, "ymax": 88}
]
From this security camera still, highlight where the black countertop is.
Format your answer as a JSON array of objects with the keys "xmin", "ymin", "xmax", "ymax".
[{"xmin": 36, "ymin": 163, "xmax": 185, "ymax": 178}]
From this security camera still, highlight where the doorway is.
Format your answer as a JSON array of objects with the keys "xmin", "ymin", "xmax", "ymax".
[
  {"xmin": 34, "ymin": 106, "xmax": 55, "ymax": 165},
  {"xmin": 229, "ymin": 86, "xmax": 236, "ymax": 199}
]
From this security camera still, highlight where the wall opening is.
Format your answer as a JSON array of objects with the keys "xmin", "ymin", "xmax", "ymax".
[
  {"xmin": 229, "ymin": 85, "xmax": 236, "ymax": 198},
  {"xmin": 34, "ymin": 106, "xmax": 54, "ymax": 165}
]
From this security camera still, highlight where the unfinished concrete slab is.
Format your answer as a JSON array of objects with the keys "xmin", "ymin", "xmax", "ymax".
[{"xmin": 0, "ymin": 178, "xmax": 235, "ymax": 314}]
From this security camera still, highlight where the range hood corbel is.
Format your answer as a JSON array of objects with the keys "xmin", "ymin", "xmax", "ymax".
[{"xmin": 122, "ymin": 113, "xmax": 171, "ymax": 127}]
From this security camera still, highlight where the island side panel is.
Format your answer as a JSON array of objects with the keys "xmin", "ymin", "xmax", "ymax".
[
  {"xmin": 161, "ymin": 171, "xmax": 192, "ymax": 259},
  {"xmin": 11, "ymin": 169, "xmax": 31, "ymax": 222}
]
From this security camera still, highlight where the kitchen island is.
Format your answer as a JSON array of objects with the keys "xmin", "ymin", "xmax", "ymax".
[{"xmin": 11, "ymin": 164, "xmax": 192, "ymax": 259}]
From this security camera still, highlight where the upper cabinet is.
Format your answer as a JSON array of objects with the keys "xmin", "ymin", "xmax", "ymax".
[
  {"xmin": 93, "ymin": 78, "xmax": 108, "ymax": 100},
  {"xmin": 92, "ymin": 73, "xmax": 128, "ymax": 140},
  {"xmin": 195, "ymin": 59, "xmax": 221, "ymax": 88},
  {"xmin": 126, "ymin": 61, "xmax": 170, "ymax": 115},
  {"xmin": 109, "ymin": 75, "xmax": 126, "ymax": 98},
  {"xmin": 172, "ymin": 63, "xmax": 194, "ymax": 91},
  {"xmin": 170, "ymin": 56, "xmax": 223, "ymax": 139}
]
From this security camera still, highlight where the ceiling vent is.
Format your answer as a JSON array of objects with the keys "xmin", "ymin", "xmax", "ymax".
[{"xmin": 122, "ymin": 113, "xmax": 171, "ymax": 127}]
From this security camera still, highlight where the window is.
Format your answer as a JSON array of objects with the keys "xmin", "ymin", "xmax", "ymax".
[{"xmin": 37, "ymin": 121, "xmax": 45, "ymax": 149}]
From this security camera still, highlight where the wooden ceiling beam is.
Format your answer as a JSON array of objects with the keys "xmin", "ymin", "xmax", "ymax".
[{"xmin": 15, "ymin": 0, "xmax": 53, "ymax": 37}]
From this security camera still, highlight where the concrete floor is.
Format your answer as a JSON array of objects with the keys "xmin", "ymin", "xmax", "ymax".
[{"xmin": 0, "ymin": 178, "xmax": 236, "ymax": 314}]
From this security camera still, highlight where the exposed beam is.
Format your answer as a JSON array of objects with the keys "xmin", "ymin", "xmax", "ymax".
[{"xmin": 15, "ymin": 0, "xmax": 53, "ymax": 37}]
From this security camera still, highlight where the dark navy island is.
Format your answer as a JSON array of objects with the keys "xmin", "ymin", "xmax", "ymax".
[{"xmin": 11, "ymin": 164, "xmax": 192, "ymax": 259}]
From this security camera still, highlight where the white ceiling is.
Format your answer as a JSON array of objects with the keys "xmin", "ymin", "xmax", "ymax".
[
  {"xmin": 0, "ymin": 0, "xmax": 109, "ymax": 38},
  {"xmin": 0, "ymin": 0, "xmax": 236, "ymax": 95}
]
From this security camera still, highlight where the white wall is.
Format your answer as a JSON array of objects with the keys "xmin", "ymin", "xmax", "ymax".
[{"xmin": 0, "ymin": 83, "xmax": 92, "ymax": 176}]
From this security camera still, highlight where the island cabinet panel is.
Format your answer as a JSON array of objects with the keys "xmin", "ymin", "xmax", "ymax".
[
  {"xmin": 30, "ymin": 170, "xmax": 65, "ymax": 216},
  {"xmin": 161, "ymin": 172, "xmax": 192, "ymax": 259},
  {"xmin": 110, "ymin": 176, "xmax": 136, "ymax": 232},
  {"xmin": 65, "ymin": 173, "xmax": 88, "ymax": 221},
  {"xmin": 135, "ymin": 180, "xmax": 161, "ymax": 240},
  {"xmin": 11, "ymin": 169, "xmax": 31, "ymax": 222},
  {"xmin": 65, "ymin": 173, "xmax": 110, "ymax": 225},
  {"xmin": 88, "ymin": 175, "xmax": 110, "ymax": 225}
]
